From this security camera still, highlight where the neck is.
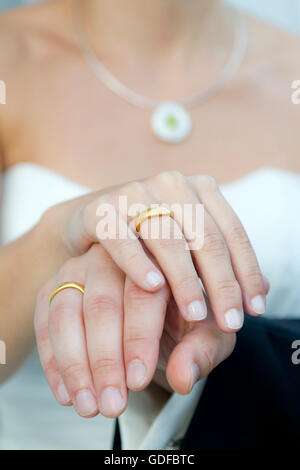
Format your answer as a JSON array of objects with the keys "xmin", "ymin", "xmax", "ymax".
[
  {"xmin": 82, "ymin": 0, "xmax": 226, "ymax": 58},
  {"xmin": 76, "ymin": 0, "xmax": 237, "ymax": 100}
]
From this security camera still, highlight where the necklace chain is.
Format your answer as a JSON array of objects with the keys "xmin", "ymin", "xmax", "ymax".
[{"xmin": 73, "ymin": 0, "xmax": 247, "ymax": 110}]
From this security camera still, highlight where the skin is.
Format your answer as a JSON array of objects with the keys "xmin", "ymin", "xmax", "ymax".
[
  {"xmin": 33, "ymin": 172, "xmax": 271, "ymax": 418},
  {"xmin": 35, "ymin": 245, "xmax": 238, "ymax": 418},
  {"xmin": 0, "ymin": 0, "xmax": 298, "ymax": 417}
]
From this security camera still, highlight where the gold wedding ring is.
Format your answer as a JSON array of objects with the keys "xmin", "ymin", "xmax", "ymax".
[
  {"xmin": 49, "ymin": 282, "xmax": 85, "ymax": 306},
  {"xmin": 135, "ymin": 206, "xmax": 174, "ymax": 233}
]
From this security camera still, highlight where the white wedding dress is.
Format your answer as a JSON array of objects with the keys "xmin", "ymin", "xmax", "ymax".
[{"xmin": 0, "ymin": 163, "xmax": 300, "ymax": 450}]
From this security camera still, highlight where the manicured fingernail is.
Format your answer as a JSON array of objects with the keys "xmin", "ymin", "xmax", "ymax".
[
  {"xmin": 190, "ymin": 362, "xmax": 200, "ymax": 391},
  {"xmin": 251, "ymin": 295, "xmax": 266, "ymax": 315},
  {"xmin": 127, "ymin": 360, "xmax": 147, "ymax": 389},
  {"xmin": 146, "ymin": 271, "xmax": 164, "ymax": 288},
  {"xmin": 187, "ymin": 300, "xmax": 207, "ymax": 321},
  {"xmin": 225, "ymin": 309, "xmax": 244, "ymax": 330},
  {"xmin": 75, "ymin": 389, "xmax": 98, "ymax": 417},
  {"xmin": 57, "ymin": 383, "xmax": 71, "ymax": 405},
  {"xmin": 100, "ymin": 387, "xmax": 125, "ymax": 417}
]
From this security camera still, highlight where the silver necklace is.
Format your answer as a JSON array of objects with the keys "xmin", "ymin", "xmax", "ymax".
[{"xmin": 73, "ymin": 0, "xmax": 247, "ymax": 144}]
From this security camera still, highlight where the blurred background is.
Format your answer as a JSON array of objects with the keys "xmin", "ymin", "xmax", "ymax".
[{"xmin": 0, "ymin": 0, "xmax": 300, "ymax": 34}]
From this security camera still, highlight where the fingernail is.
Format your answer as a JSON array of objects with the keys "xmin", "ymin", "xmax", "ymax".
[
  {"xmin": 146, "ymin": 271, "xmax": 164, "ymax": 288},
  {"xmin": 75, "ymin": 389, "xmax": 98, "ymax": 417},
  {"xmin": 251, "ymin": 295, "xmax": 266, "ymax": 315},
  {"xmin": 190, "ymin": 362, "xmax": 200, "ymax": 391},
  {"xmin": 100, "ymin": 387, "xmax": 125, "ymax": 417},
  {"xmin": 127, "ymin": 360, "xmax": 147, "ymax": 389},
  {"xmin": 187, "ymin": 300, "xmax": 207, "ymax": 321},
  {"xmin": 57, "ymin": 383, "xmax": 71, "ymax": 405},
  {"xmin": 225, "ymin": 309, "xmax": 244, "ymax": 330}
]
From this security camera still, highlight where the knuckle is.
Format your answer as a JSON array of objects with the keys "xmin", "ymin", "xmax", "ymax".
[
  {"xmin": 198, "ymin": 174, "xmax": 218, "ymax": 191},
  {"xmin": 126, "ymin": 284, "xmax": 153, "ymax": 304},
  {"xmin": 215, "ymin": 279, "xmax": 241, "ymax": 298},
  {"xmin": 126, "ymin": 332, "xmax": 160, "ymax": 347},
  {"xmin": 92, "ymin": 356, "xmax": 121, "ymax": 375},
  {"xmin": 35, "ymin": 325, "xmax": 49, "ymax": 345},
  {"xmin": 80, "ymin": 200, "xmax": 96, "ymax": 242},
  {"xmin": 202, "ymin": 231, "xmax": 226, "ymax": 256},
  {"xmin": 58, "ymin": 258, "xmax": 81, "ymax": 278},
  {"xmin": 60, "ymin": 362, "xmax": 87, "ymax": 381},
  {"xmin": 173, "ymin": 273, "xmax": 199, "ymax": 295},
  {"xmin": 91, "ymin": 195, "xmax": 111, "ymax": 219},
  {"xmin": 96, "ymin": 194, "xmax": 110, "ymax": 206},
  {"xmin": 122, "ymin": 245, "xmax": 141, "ymax": 267},
  {"xmin": 155, "ymin": 170, "xmax": 184, "ymax": 186},
  {"xmin": 44, "ymin": 356, "xmax": 60, "ymax": 376},
  {"xmin": 201, "ymin": 331, "xmax": 236, "ymax": 373},
  {"xmin": 87, "ymin": 243, "xmax": 104, "ymax": 258},
  {"xmin": 243, "ymin": 268, "xmax": 263, "ymax": 287},
  {"xmin": 116, "ymin": 237, "xmax": 134, "ymax": 252},
  {"xmin": 155, "ymin": 233, "xmax": 185, "ymax": 252},
  {"xmin": 49, "ymin": 304, "xmax": 74, "ymax": 333},
  {"xmin": 115, "ymin": 238, "xmax": 139, "ymax": 255},
  {"xmin": 82, "ymin": 199, "xmax": 93, "ymax": 222},
  {"xmin": 85, "ymin": 244, "xmax": 116, "ymax": 269},
  {"xmin": 168, "ymin": 169, "xmax": 185, "ymax": 182},
  {"xmin": 227, "ymin": 223, "xmax": 250, "ymax": 249},
  {"xmin": 121, "ymin": 181, "xmax": 144, "ymax": 198},
  {"xmin": 85, "ymin": 294, "xmax": 120, "ymax": 319},
  {"xmin": 40, "ymin": 204, "xmax": 59, "ymax": 228},
  {"xmin": 50, "ymin": 302, "xmax": 73, "ymax": 319}
]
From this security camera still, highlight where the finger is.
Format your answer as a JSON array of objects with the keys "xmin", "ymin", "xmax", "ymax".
[
  {"xmin": 190, "ymin": 175, "xmax": 267, "ymax": 316},
  {"xmin": 166, "ymin": 309, "xmax": 236, "ymax": 395},
  {"xmin": 34, "ymin": 280, "xmax": 72, "ymax": 407},
  {"xmin": 83, "ymin": 246, "xmax": 127, "ymax": 418},
  {"xmin": 147, "ymin": 171, "xmax": 242, "ymax": 331},
  {"xmin": 48, "ymin": 268, "xmax": 98, "ymax": 418},
  {"xmin": 83, "ymin": 196, "xmax": 165, "ymax": 292},
  {"xmin": 86, "ymin": 188, "xmax": 206, "ymax": 324},
  {"xmin": 196, "ymin": 210, "xmax": 244, "ymax": 332},
  {"xmin": 140, "ymin": 216, "xmax": 208, "ymax": 323},
  {"xmin": 131, "ymin": 177, "xmax": 208, "ymax": 323},
  {"xmin": 263, "ymin": 275, "xmax": 270, "ymax": 294},
  {"xmin": 124, "ymin": 276, "xmax": 170, "ymax": 391}
]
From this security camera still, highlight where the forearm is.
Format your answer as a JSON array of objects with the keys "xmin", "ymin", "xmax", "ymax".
[
  {"xmin": 0, "ymin": 214, "xmax": 70, "ymax": 383},
  {"xmin": 0, "ymin": 185, "xmax": 122, "ymax": 383}
]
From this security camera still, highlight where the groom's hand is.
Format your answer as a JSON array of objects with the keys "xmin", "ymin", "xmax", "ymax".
[{"xmin": 34, "ymin": 244, "xmax": 239, "ymax": 419}]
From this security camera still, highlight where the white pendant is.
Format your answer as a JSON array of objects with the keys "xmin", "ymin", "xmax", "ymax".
[{"xmin": 151, "ymin": 102, "xmax": 192, "ymax": 144}]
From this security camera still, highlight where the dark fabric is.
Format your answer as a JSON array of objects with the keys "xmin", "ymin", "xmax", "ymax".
[
  {"xmin": 113, "ymin": 418, "xmax": 122, "ymax": 450},
  {"xmin": 181, "ymin": 316, "xmax": 300, "ymax": 450}
]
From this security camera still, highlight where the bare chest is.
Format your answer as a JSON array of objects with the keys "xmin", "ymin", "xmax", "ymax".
[{"xmin": 5, "ymin": 65, "xmax": 297, "ymax": 189}]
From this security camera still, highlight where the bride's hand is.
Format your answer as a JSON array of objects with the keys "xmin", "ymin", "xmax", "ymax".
[
  {"xmin": 43, "ymin": 171, "xmax": 267, "ymax": 332},
  {"xmin": 34, "ymin": 244, "xmax": 236, "ymax": 418}
]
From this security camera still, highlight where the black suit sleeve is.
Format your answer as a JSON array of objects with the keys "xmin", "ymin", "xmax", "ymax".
[{"xmin": 181, "ymin": 316, "xmax": 300, "ymax": 451}]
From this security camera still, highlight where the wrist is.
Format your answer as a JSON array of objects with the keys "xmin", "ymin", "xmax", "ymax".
[{"xmin": 35, "ymin": 204, "xmax": 72, "ymax": 268}]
